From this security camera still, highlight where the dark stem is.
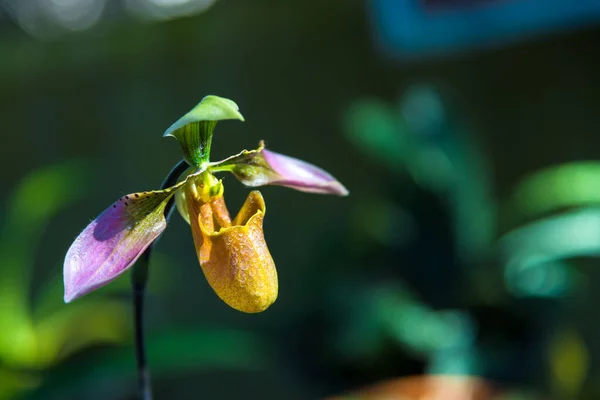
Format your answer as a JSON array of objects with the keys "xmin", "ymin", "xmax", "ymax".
[{"xmin": 131, "ymin": 159, "xmax": 189, "ymax": 400}]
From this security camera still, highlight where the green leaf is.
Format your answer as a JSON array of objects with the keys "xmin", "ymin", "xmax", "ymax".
[
  {"xmin": 499, "ymin": 207, "xmax": 600, "ymax": 267},
  {"xmin": 498, "ymin": 208, "xmax": 600, "ymax": 297},
  {"xmin": 163, "ymin": 95, "xmax": 245, "ymax": 166},
  {"xmin": 506, "ymin": 162, "xmax": 600, "ymax": 226}
]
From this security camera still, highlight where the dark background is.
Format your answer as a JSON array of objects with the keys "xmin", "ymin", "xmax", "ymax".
[{"xmin": 1, "ymin": 0, "xmax": 600, "ymax": 399}]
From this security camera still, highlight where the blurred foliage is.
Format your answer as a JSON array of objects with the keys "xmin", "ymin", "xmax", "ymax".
[
  {"xmin": 549, "ymin": 330, "xmax": 588, "ymax": 400},
  {"xmin": 504, "ymin": 162, "xmax": 600, "ymax": 226},
  {"xmin": 344, "ymin": 85, "xmax": 495, "ymax": 266},
  {"xmin": 0, "ymin": 162, "xmax": 130, "ymax": 399},
  {"xmin": 499, "ymin": 162, "xmax": 600, "ymax": 300},
  {"xmin": 26, "ymin": 327, "xmax": 270, "ymax": 400},
  {"xmin": 334, "ymin": 86, "xmax": 600, "ymax": 399}
]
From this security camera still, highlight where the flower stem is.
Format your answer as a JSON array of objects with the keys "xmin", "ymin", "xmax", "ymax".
[{"xmin": 131, "ymin": 159, "xmax": 189, "ymax": 400}]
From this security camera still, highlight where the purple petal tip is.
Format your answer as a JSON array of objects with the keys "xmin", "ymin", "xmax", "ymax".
[
  {"xmin": 64, "ymin": 194, "xmax": 168, "ymax": 302},
  {"xmin": 262, "ymin": 149, "xmax": 349, "ymax": 196}
]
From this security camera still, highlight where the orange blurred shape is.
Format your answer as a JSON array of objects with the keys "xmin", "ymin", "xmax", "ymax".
[{"xmin": 326, "ymin": 375, "xmax": 497, "ymax": 400}]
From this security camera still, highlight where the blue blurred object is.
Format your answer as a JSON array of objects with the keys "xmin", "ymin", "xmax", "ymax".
[{"xmin": 370, "ymin": 0, "xmax": 600, "ymax": 58}]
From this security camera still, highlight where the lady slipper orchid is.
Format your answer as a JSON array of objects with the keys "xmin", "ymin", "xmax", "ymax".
[{"xmin": 64, "ymin": 95, "xmax": 348, "ymax": 313}]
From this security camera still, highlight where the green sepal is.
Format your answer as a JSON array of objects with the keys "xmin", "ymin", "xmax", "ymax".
[
  {"xmin": 163, "ymin": 95, "xmax": 245, "ymax": 166},
  {"xmin": 207, "ymin": 141, "xmax": 275, "ymax": 183}
]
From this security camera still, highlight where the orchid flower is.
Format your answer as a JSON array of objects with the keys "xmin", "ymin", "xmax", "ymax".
[{"xmin": 64, "ymin": 95, "xmax": 348, "ymax": 313}]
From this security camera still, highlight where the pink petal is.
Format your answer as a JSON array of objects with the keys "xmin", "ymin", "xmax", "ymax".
[
  {"xmin": 64, "ymin": 189, "xmax": 175, "ymax": 302},
  {"xmin": 213, "ymin": 144, "xmax": 349, "ymax": 196},
  {"xmin": 261, "ymin": 149, "xmax": 349, "ymax": 196}
]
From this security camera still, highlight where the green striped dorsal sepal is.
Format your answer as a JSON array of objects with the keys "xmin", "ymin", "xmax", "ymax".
[{"xmin": 163, "ymin": 95, "xmax": 245, "ymax": 166}]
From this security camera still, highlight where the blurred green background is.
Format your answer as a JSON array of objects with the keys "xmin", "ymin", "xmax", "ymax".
[{"xmin": 2, "ymin": 0, "xmax": 600, "ymax": 399}]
